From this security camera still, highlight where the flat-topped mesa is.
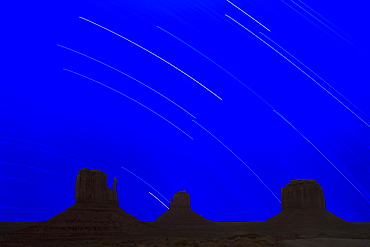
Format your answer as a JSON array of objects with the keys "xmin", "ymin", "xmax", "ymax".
[
  {"xmin": 170, "ymin": 190, "xmax": 190, "ymax": 209},
  {"xmin": 267, "ymin": 179, "xmax": 346, "ymax": 225},
  {"xmin": 75, "ymin": 168, "xmax": 118, "ymax": 205},
  {"xmin": 282, "ymin": 179, "xmax": 325, "ymax": 211}
]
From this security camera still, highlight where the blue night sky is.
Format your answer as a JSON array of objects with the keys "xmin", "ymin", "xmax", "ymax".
[{"xmin": 1, "ymin": 0, "xmax": 369, "ymax": 222}]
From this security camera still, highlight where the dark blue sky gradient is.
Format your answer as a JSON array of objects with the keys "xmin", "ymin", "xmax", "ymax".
[{"xmin": 1, "ymin": 0, "xmax": 369, "ymax": 222}]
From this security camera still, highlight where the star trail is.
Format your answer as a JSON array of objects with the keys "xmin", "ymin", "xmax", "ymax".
[
  {"xmin": 1, "ymin": 0, "xmax": 369, "ymax": 223},
  {"xmin": 79, "ymin": 17, "xmax": 223, "ymax": 100},
  {"xmin": 63, "ymin": 68, "xmax": 194, "ymax": 140},
  {"xmin": 226, "ymin": 14, "xmax": 370, "ymax": 127},
  {"xmin": 57, "ymin": 44, "xmax": 196, "ymax": 118}
]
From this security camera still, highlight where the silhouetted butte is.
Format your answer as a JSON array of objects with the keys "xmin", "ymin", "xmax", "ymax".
[
  {"xmin": 154, "ymin": 190, "xmax": 214, "ymax": 225},
  {"xmin": 267, "ymin": 179, "xmax": 346, "ymax": 225}
]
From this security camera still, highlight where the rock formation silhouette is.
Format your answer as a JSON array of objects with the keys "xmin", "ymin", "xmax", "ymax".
[
  {"xmin": 15, "ymin": 168, "xmax": 151, "ymax": 234},
  {"xmin": 3, "ymin": 174, "xmax": 369, "ymax": 247},
  {"xmin": 154, "ymin": 191, "xmax": 214, "ymax": 225},
  {"xmin": 171, "ymin": 190, "xmax": 191, "ymax": 209},
  {"xmin": 267, "ymin": 179, "xmax": 346, "ymax": 225},
  {"xmin": 75, "ymin": 168, "xmax": 118, "ymax": 205}
]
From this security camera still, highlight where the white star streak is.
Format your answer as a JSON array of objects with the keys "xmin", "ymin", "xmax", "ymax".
[
  {"xmin": 192, "ymin": 120, "xmax": 281, "ymax": 203},
  {"xmin": 79, "ymin": 17, "xmax": 222, "ymax": 100},
  {"xmin": 258, "ymin": 33, "xmax": 368, "ymax": 119},
  {"xmin": 63, "ymin": 69, "xmax": 193, "ymax": 140},
  {"xmin": 149, "ymin": 192, "xmax": 169, "ymax": 209},
  {"xmin": 289, "ymin": 0, "xmax": 357, "ymax": 48},
  {"xmin": 0, "ymin": 176, "xmax": 60, "ymax": 190},
  {"xmin": 225, "ymin": 14, "xmax": 370, "ymax": 128},
  {"xmin": 0, "ymin": 162, "xmax": 72, "ymax": 180},
  {"xmin": 157, "ymin": 26, "xmax": 274, "ymax": 109},
  {"xmin": 273, "ymin": 110, "xmax": 369, "ymax": 202},
  {"xmin": 0, "ymin": 136, "xmax": 83, "ymax": 159},
  {"xmin": 226, "ymin": 0, "xmax": 270, "ymax": 31},
  {"xmin": 0, "ymin": 141, "xmax": 83, "ymax": 164},
  {"xmin": 297, "ymin": 0, "xmax": 349, "ymax": 36},
  {"xmin": 122, "ymin": 166, "xmax": 170, "ymax": 203},
  {"xmin": 57, "ymin": 45, "xmax": 195, "ymax": 119},
  {"xmin": 280, "ymin": 0, "xmax": 331, "ymax": 37}
]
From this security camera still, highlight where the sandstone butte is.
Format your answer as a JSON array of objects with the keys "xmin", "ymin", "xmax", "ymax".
[
  {"xmin": 154, "ymin": 190, "xmax": 214, "ymax": 225},
  {"xmin": 9, "ymin": 169, "xmax": 348, "ymax": 234},
  {"xmin": 267, "ymin": 179, "xmax": 346, "ymax": 225},
  {"xmin": 12, "ymin": 168, "xmax": 153, "ymax": 234},
  {"xmin": 3, "ymin": 169, "xmax": 370, "ymax": 247}
]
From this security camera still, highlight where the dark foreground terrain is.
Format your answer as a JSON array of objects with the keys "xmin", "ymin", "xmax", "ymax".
[
  {"xmin": 3, "ymin": 172, "xmax": 368, "ymax": 246},
  {"xmin": 1, "ymin": 221, "xmax": 370, "ymax": 247}
]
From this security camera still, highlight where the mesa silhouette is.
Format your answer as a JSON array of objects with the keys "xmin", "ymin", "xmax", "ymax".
[
  {"xmin": 2, "ymin": 168, "xmax": 369, "ymax": 247},
  {"xmin": 6, "ymin": 169, "xmax": 156, "ymax": 237},
  {"xmin": 267, "ymin": 179, "xmax": 346, "ymax": 225},
  {"xmin": 154, "ymin": 190, "xmax": 214, "ymax": 226},
  {"xmin": 18, "ymin": 168, "xmax": 346, "ymax": 230},
  {"xmin": 3, "ymin": 169, "xmax": 349, "ymax": 231}
]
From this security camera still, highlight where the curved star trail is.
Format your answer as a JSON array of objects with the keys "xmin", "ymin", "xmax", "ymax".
[
  {"xmin": 57, "ymin": 44, "xmax": 196, "ymax": 118},
  {"xmin": 157, "ymin": 22, "xmax": 364, "ymax": 190},
  {"xmin": 280, "ymin": 0, "xmax": 334, "ymax": 38},
  {"xmin": 63, "ymin": 69, "xmax": 193, "ymax": 140},
  {"xmin": 288, "ymin": 0, "xmax": 357, "ymax": 48},
  {"xmin": 273, "ymin": 110, "xmax": 369, "ymax": 202},
  {"xmin": 156, "ymin": 26, "xmax": 275, "ymax": 109},
  {"xmin": 192, "ymin": 120, "xmax": 281, "ymax": 203},
  {"xmin": 224, "ymin": 13, "xmax": 368, "ymax": 200},
  {"xmin": 0, "ymin": 176, "xmax": 60, "ymax": 190},
  {"xmin": 0, "ymin": 136, "xmax": 83, "ymax": 159},
  {"xmin": 0, "ymin": 141, "xmax": 83, "ymax": 165},
  {"xmin": 226, "ymin": 0, "xmax": 271, "ymax": 31},
  {"xmin": 3, "ymin": 0, "xmax": 369, "ymax": 223},
  {"xmin": 258, "ymin": 32, "xmax": 368, "ymax": 118},
  {"xmin": 122, "ymin": 166, "xmax": 170, "ymax": 203},
  {"xmin": 0, "ymin": 162, "xmax": 72, "ymax": 180},
  {"xmin": 225, "ymin": 14, "xmax": 370, "ymax": 128},
  {"xmin": 297, "ymin": 0, "xmax": 350, "ymax": 37},
  {"xmin": 149, "ymin": 192, "xmax": 169, "ymax": 209},
  {"xmin": 79, "ymin": 17, "xmax": 222, "ymax": 100}
]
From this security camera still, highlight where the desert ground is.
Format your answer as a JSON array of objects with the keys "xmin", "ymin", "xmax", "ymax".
[
  {"xmin": 1, "ymin": 220, "xmax": 370, "ymax": 247},
  {"xmin": 2, "ymin": 172, "xmax": 368, "ymax": 246}
]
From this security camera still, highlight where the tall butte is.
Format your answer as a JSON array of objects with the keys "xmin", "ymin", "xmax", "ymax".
[
  {"xmin": 75, "ymin": 168, "xmax": 118, "ymax": 205},
  {"xmin": 267, "ymin": 179, "xmax": 346, "ymax": 225},
  {"xmin": 16, "ymin": 168, "xmax": 152, "ymax": 234},
  {"xmin": 154, "ymin": 191, "xmax": 214, "ymax": 225}
]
